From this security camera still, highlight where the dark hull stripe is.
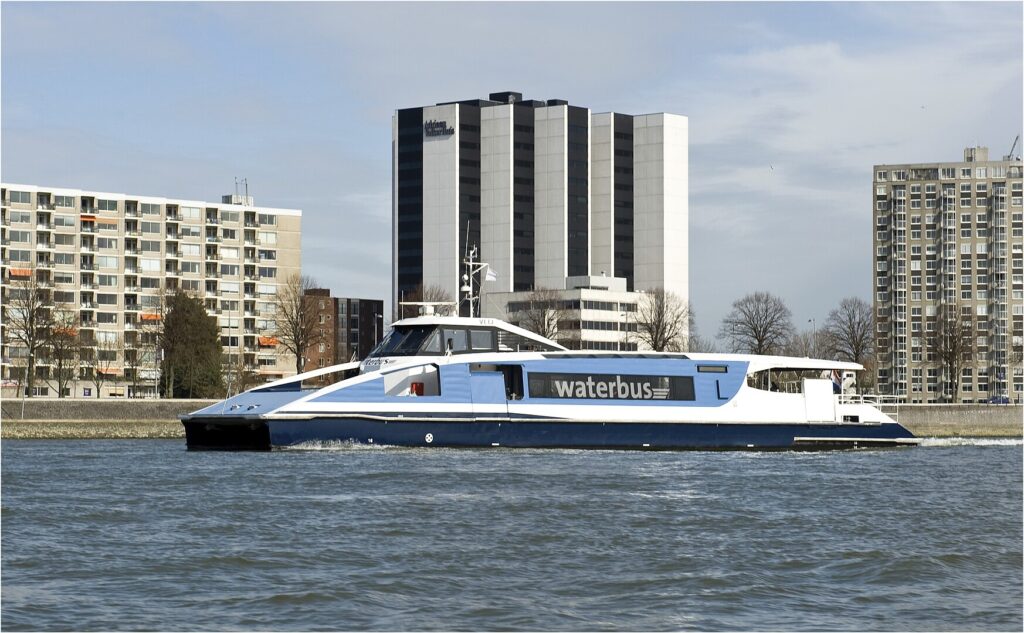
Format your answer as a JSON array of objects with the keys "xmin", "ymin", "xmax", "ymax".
[{"xmin": 184, "ymin": 417, "xmax": 916, "ymax": 451}]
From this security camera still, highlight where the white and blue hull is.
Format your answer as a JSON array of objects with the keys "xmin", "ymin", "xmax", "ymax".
[
  {"xmin": 185, "ymin": 415, "xmax": 916, "ymax": 451},
  {"xmin": 183, "ymin": 350, "xmax": 917, "ymax": 452}
]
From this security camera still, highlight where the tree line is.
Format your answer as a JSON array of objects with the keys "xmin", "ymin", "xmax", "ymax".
[{"xmin": 3, "ymin": 272, "xmax": 324, "ymax": 399}]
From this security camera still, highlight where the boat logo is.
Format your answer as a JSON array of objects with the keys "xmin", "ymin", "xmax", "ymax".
[
  {"xmin": 425, "ymin": 433, "xmax": 434, "ymax": 443},
  {"xmin": 528, "ymin": 372, "xmax": 694, "ymax": 402}
]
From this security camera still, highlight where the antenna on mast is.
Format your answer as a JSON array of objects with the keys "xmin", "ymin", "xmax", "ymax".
[{"xmin": 461, "ymin": 244, "xmax": 489, "ymax": 318}]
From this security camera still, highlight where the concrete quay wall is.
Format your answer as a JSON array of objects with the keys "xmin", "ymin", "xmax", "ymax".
[
  {"xmin": 1, "ymin": 398, "xmax": 216, "ymax": 422},
  {"xmin": 896, "ymin": 404, "xmax": 1022, "ymax": 438},
  {"xmin": 0, "ymin": 399, "xmax": 1020, "ymax": 439}
]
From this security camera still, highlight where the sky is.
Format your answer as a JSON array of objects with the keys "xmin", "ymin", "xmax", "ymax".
[{"xmin": 3, "ymin": 1, "xmax": 1022, "ymax": 343}]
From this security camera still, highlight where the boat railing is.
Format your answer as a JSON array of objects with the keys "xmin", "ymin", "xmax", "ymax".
[{"xmin": 837, "ymin": 393, "xmax": 902, "ymax": 422}]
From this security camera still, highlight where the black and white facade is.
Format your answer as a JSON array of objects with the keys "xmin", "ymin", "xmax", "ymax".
[{"xmin": 392, "ymin": 91, "xmax": 688, "ymax": 315}]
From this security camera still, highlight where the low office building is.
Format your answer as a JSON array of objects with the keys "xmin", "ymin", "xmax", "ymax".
[
  {"xmin": 482, "ymin": 275, "xmax": 643, "ymax": 351},
  {"xmin": 303, "ymin": 289, "xmax": 385, "ymax": 368},
  {"xmin": 1, "ymin": 184, "xmax": 301, "ymax": 397}
]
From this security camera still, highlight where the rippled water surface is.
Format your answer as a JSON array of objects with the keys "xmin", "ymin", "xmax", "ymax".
[{"xmin": 2, "ymin": 439, "xmax": 1021, "ymax": 631}]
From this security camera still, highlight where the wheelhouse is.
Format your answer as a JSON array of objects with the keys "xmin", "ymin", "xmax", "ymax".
[{"xmin": 361, "ymin": 317, "xmax": 566, "ymax": 371}]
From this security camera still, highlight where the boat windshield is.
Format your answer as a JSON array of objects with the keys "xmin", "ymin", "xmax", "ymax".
[{"xmin": 367, "ymin": 325, "xmax": 439, "ymax": 358}]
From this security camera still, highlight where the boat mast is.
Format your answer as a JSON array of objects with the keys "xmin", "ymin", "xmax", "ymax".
[{"xmin": 461, "ymin": 245, "xmax": 489, "ymax": 318}]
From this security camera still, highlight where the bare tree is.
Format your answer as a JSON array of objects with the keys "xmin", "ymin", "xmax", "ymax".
[
  {"xmin": 719, "ymin": 291, "xmax": 795, "ymax": 355},
  {"xmin": 683, "ymin": 310, "xmax": 718, "ymax": 353},
  {"xmin": 223, "ymin": 347, "xmax": 260, "ymax": 396},
  {"xmin": 783, "ymin": 329, "xmax": 814, "ymax": 358},
  {"xmin": 783, "ymin": 328, "xmax": 832, "ymax": 358},
  {"xmin": 87, "ymin": 336, "xmax": 122, "ymax": 398},
  {"xmin": 269, "ymin": 274, "xmax": 323, "ymax": 374},
  {"xmin": 3, "ymin": 273, "xmax": 52, "ymax": 396},
  {"xmin": 635, "ymin": 288, "xmax": 690, "ymax": 352},
  {"xmin": 139, "ymin": 290, "xmax": 176, "ymax": 397},
  {"xmin": 46, "ymin": 308, "xmax": 80, "ymax": 398},
  {"xmin": 928, "ymin": 304, "xmax": 975, "ymax": 403},
  {"xmin": 516, "ymin": 287, "xmax": 567, "ymax": 341},
  {"xmin": 399, "ymin": 284, "xmax": 455, "ymax": 318},
  {"xmin": 824, "ymin": 297, "xmax": 874, "ymax": 364}
]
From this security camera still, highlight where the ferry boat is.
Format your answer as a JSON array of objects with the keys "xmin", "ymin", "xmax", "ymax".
[{"xmin": 181, "ymin": 314, "xmax": 918, "ymax": 451}]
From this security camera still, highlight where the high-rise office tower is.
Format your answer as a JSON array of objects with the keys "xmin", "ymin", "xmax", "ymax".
[
  {"xmin": 872, "ymin": 147, "xmax": 1023, "ymax": 402},
  {"xmin": 392, "ymin": 91, "xmax": 688, "ymax": 319}
]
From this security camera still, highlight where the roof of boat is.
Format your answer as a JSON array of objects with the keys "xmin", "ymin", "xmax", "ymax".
[
  {"xmin": 389, "ymin": 315, "xmax": 568, "ymax": 350},
  {"xmin": 536, "ymin": 351, "xmax": 862, "ymax": 371}
]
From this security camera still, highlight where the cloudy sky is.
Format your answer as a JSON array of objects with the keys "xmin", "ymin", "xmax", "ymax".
[{"xmin": 3, "ymin": 1, "xmax": 1021, "ymax": 342}]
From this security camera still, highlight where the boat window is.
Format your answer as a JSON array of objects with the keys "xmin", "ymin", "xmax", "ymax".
[
  {"xmin": 697, "ymin": 365, "xmax": 728, "ymax": 373},
  {"xmin": 443, "ymin": 329, "xmax": 469, "ymax": 353},
  {"xmin": 747, "ymin": 368, "xmax": 839, "ymax": 394},
  {"xmin": 367, "ymin": 325, "xmax": 438, "ymax": 357},
  {"xmin": 470, "ymin": 329, "xmax": 495, "ymax": 352},
  {"xmin": 421, "ymin": 329, "xmax": 442, "ymax": 354},
  {"xmin": 497, "ymin": 331, "xmax": 562, "ymax": 352}
]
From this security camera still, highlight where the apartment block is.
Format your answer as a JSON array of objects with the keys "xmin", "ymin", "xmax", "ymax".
[
  {"xmin": 872, "ymin": 147, "xmax": 1023, "ymax": 402},
  {"xmin": 1, "ymin": 184, "xmax": 301, "ymax": 398},
  {"xmin": 393, "ymin": 91, "xmax": 688, "ymax": 328},
  {"xmin": 303, "ymin": 289, "xmax": 385, "ymax": 369}
]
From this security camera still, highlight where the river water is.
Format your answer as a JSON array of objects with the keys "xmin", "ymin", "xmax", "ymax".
[{"xmin": 2, "ymin": 439, "xmax": 1021, "ymax": 631}]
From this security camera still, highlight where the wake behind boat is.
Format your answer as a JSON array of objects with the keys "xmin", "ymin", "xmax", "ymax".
[{"xmin": 181, "ymin": 314, "xmax": 918, "ymax": 451}]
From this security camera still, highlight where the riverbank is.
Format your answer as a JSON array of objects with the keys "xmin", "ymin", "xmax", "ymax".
[
  {"xmin": 897, "ymin": 404, "xmax": 1022, "ymax": 438},
  {"xmin": 2, "ymin": 420, "xmax": 184, "ymax": 440},
  {"xmin": 1, "ymin": 399, "xmax": 1019, "ymax": 440}
]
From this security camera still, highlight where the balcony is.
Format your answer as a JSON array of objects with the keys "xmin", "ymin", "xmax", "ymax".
[{"xmin": 79, "ymin": 263, "xmax": 97, "ymax": 271}]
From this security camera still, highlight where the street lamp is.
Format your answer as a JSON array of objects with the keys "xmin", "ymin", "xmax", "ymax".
[
  {"xmin": 620, "ymin": 312, "xmax": 630, "ymax": 351},
  {"xmin": 808, "ymin": 318, "xmax": 816, "ymax": 358}
]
